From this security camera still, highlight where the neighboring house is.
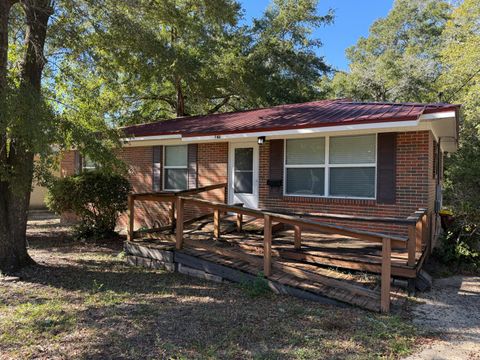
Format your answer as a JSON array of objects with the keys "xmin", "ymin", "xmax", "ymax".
[
  {"xmin": 60, "ymin": 99, "xmax": 459, "ymax": 237},
  {"xmin": 30, "ymin": 156, "xmax": 60, "ymax": 210},
  {"xmin": 30, "ymin": 182, "xmax": 49, "ymax": 209}
]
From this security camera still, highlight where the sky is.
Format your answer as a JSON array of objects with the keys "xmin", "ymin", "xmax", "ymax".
[{"xmin": 240, "ymin": 0, "xmax": 394, "ymax": 71}]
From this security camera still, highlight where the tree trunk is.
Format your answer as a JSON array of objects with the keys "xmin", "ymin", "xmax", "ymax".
[
  {"xmin": 0, "ymin": 0, "xmax": 52, "ymax": 273},
  {"xmin": 175, "ymin": 74, "xmax": 185, "ymax": 117}
]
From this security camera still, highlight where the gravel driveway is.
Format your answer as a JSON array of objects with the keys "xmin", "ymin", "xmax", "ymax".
[{"xmin": 405, "ymin": 275, "xmax": 480, "ymax": 360}]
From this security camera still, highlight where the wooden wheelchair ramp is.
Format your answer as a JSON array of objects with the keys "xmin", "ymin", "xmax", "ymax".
[
  {"xmin": 126, "ymin": 217, "xmax": 384, "ymax": 312},
  {"xmin": 127, "ymin": 184, "xmax": 430, "ymax": 313},
  {"xmin": 178, "ymin": 235, "xmax": 382, "ymax": 312}
]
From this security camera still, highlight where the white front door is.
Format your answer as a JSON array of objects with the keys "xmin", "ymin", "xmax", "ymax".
[{"xmin": 229, "ymin": 142, "xmax": 259, "ymax": 209}]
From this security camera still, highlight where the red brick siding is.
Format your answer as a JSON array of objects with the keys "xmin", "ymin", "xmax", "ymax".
[
  {"xmin": 60, "ymin": 143, "xmax": 229, "ymax": 230},
  {"xmin": 60, "ymin": 131, "xmax": 436, "ymax": 237},
  {"xmin": 118, "ymin": 143, "xmax": 229, "ymax": 230},
  {"xmin": 182, "ymin": 142, "xmax": 229, "ymax": 219},
  {"xmin": 60, "ymin": 151, "xmax": 76, "ymax": 177}
]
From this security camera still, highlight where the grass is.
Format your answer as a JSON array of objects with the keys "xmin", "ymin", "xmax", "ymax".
[{"xmin": 0, "ymin": 221, "xmax": 421, "ymax": 359}]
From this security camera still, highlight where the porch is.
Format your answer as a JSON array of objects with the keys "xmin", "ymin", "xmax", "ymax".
[{"xmin": 125, "ymin": 184, "xmax": 432, "ymax": 313}]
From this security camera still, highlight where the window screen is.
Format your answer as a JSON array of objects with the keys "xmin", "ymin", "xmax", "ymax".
[
  {"xmin": 329, "ymin": 134, "xmax": 376, "ymax": 164},
  {"xmin": 234, "ymin": 148, "xmax": 253, "ymax": 193},
  {"xmin": 329, "ymin": 135, "xmax": 376, "ymax": 198},
  {"xmin": 329, "ymin": 167, "xmax": 375, "ymax": 198},
  {"xmin": 82, "ymin": 156, "xmax": 96, "ymax": 172},
  {"xmin": 284, "ymin": 134, "xmax": 377, "ymax": 198},
  {"xmin": 165, "ymin": 168, "xmax": 188, "ymax": 190},
  {"xmin": 165, "ymin": 145, "xmax": 188, "ymax": 167},
  {"xmin": 285, "ymin": 137, "xmax": 325, "ymax": 196},
  {"xmin": 286, "ymin": 168, "xmax": 324, "ymax": 195},
  {"xmin": 286, "ymin": 137, "xmax": 325, "ymax": 165}
]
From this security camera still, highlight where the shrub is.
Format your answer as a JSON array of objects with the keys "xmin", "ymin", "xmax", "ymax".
[
  {"xmin": 46, "ymin": 171, "xmax": 131, "ymax": 239},
  {"xmin": 434, "ymin": 220, "xmax": 480, "ymax": 273}
]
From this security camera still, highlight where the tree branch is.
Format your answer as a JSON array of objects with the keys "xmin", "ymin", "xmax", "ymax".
[{"xmin": 208, "ymin": 95, "xmax": 231, "ymax": 114}]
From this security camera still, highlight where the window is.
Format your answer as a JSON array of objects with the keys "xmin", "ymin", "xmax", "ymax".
[
  {"xmin": 234, "ymin": 148, "xmax": 254, "ymax": 193},
  {"xmin": 82, "ymin": 155, "xmax": 97, "ymax": 172},
  {"xmin": 164, "ymin": 145, "xmax": 188, "ymax": 190},
  {"xmin": 285, "ymin": 137, "xmax": 325, "ymax": 196},
  {"xmin": 284, "ymin": 134, "xmax": 377, "ymax": 199},
  {"xmin": 329, "ymin": 135, "xmax": 376, "ymax": 198}
]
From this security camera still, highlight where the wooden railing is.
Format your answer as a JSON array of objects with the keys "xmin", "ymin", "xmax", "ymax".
[
  {"xmin": 175, "ymin": 196, "xmax": 409, "ymax": 313},
  {"xmin": 271, "ymin": 208, "xmax": 432, "ymax": 267},
  {"xmin": 127, "ymin": 183, "xmax": 227, "ymax": 241},
  {"xmin": 406, "ymin": 208, "xmax": 430, "ymax": 267},
  {"xmin": 127, "ymin": 183, "xmax": 431, "ymax": 313}
]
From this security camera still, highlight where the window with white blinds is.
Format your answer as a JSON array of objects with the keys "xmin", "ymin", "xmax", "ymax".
[
  {"xmin": 285, "ymin": 137, "xmax": 325, "ymax": 196},
  {"xmin": 164, "ymin": 145, "xmax": 188, "ymax": 190},
  {"xmin": 285, "ymin": 134, "xmax": 377, "ymax": 198}
]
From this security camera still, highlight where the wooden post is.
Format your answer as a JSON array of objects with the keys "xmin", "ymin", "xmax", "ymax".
[
  {"xmin": 263, "ymin": 214, "xmax": 272, "ymax": 277},
  {"xmin": 421, "ymin": 213, "xmax": 428, "ymax": 246},
  {"xmin": 415, "ymin": 211, "xmax": 424, "ymax": 252},
  {"xmin": 381, "ymin": 237, "xmax": 391, "ymax": 313},
  {"xmin": 407, "ymin": 223, "xmax": 416, "ymax": 267},
  {"xmin": 170, "ymin": 200, "xmax": 176, "ymax": 233},
  {"xmin": 294, "ymin": 225, "xmax": 301, "ymax": 249},
  {"xmin": 214, "ymin": 209, "xmax": 220, "ymax": 239},
  {"xmin": 236, "ymin": 213, "xmax": 243, "ymax": 232},
  {"xmin": 220, "ymin": 185, "xmax": 227, "ymax": 217},
  {"xmin": 128, "ymin": 195, "xmax": 135, "ymax": 241},
  {"xmin": 428, "ymin": 213, "xmax": 434, "ymax": 255},
  {"xmin": 175, "ymin": 197, "xmax": 185, "ymax": 250},
  {"xmin": 415, "ymin": 220, "xmax": 423, "ymax": 252}
]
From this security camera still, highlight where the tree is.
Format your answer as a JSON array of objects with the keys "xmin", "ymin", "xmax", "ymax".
[
  {"xmin": 441, "ymin": 0, "xmax": 480, "ymax": 227},
  {"xmin": 237, "ymin": 0, "xmax": 333, "ymax": 108},
  {"xmin": 50, "ymin": 0, "xmax": 333, "ymax": 125},
  {"xmin": 0, "ymin": 0, "xmax": 54, "ymax": 272},
  {"xmin": 49, "ymin": 0, "xmax": 245, "ymax": 124},
  {"xmin": 0, "ymin": 0, "xmax": 121, "ymax": 273},
  {"xmin": 328, "ymin": 0, "xmax": 452, "ymax": 102},
  {"xmin": 440, "ymin": 0, "xmax": 480, "ymax": 119},
  {"xmin": 0, "ymin": 0, "xmax": 333, "ymax": 272}
]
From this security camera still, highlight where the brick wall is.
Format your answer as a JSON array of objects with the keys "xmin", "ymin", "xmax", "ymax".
[
  {"xmin": 60, "ymin": 131, "xmax": 436, "ymax": 237},
  {"xmin": 60, "ymin": 143, "xmax": 229, "ymax": 230}
]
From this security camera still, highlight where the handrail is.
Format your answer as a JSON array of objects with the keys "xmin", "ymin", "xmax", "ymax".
[
  {"xmin": 127, "ymin": 183, "xmax": 228, "ymax": 240},
  {"xmin": 180, "ymin": 196, "xmax": 407, "ymax": 247},
  {"xmin": 175, "ymin": 196, "xmax": 397, "ymax": 313},
  {"xmin": 130, "ymin": 182, "xmax": 227, "ymax": 201},
  {"xmin": 128, "ymin": 187, "xmax": 430, "ymax": 314},
  {"xmin": 265, "ymin": 209, "xmax": 418, "ymax": 225}
]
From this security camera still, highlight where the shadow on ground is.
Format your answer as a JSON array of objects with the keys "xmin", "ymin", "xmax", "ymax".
[{"xmin": 0, "ymin": 214, "xmax": 419, "ymax": 359}]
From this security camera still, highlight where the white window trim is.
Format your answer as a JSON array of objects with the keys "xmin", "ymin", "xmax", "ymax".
[
  {"xmin": 283, "ymin": 134, "xmax": 378, "ymax": 200},
  {"xmin": 163, "ymin": 145, "xmax": 188, "ymax": 191}
]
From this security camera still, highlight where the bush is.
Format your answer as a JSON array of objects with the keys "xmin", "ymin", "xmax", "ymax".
[
  {"xmin": 46, "ymin": 171, "xmax": 131, "ymax": 239},
  {"xmin": 434, "ymin": 220, "xmax": 480, "ymax": 273},
  {"xmin": 444, "ymin": 122, "xmax": 480, "ymax": 227}
]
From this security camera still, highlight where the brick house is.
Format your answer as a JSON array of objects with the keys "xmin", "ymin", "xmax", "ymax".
[{"xmin": 61, "ymin": 99, "xmax": 459, "ymax": 237}]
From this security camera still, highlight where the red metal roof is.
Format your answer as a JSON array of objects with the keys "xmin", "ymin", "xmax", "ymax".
[{"xmin": 122, "ymin": 99, "xmax": 459, "ymax": 138}]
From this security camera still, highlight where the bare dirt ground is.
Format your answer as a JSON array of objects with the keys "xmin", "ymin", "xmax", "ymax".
[
  {"xmin": 0, "ymin": 212, "xmax": 420, "ymax": 360},
  {"xmin": 404, "ymin": 275, "xmax": 480, "ymax": 360}
]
